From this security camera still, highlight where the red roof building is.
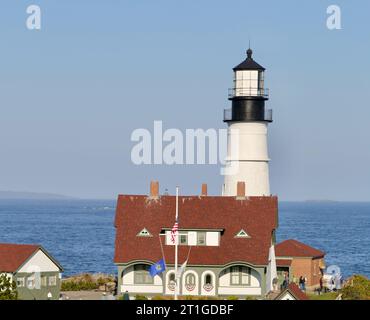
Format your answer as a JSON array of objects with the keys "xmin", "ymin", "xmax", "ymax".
[
  {"xmin": 114, "ymin": 181, "xmax": 278, "ymax": 298},
  {"xmin": 0, "ymin": 243, "xmax": 40, "ymax": 272},
  {"xmin": 0, "ymin": 243, "xmax": 63, "ymax": 300},
  {"xmin": 274, "ymin": 283, "xmax": 309, "ymax": 300},
  {"xmin": 275, "ymin": 239, "xmax": 326, "ymax": 288},
  {"xmin": 276, "ymin": 239, "xmax": 325, "ymax": 259}
]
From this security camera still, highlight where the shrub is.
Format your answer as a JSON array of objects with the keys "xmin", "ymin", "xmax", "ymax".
[
  {"xmin": 152, "ymin": 295, "xmax": 168, "ymax": 300},
  {"xmin": 342, "ymin": 275, "xmax": 370, "ymax": 300},
  {"xmin": 61, "ymin": 280, "xmax": 97, "ymax": 291},
  {"xmin": 135, "ymin": 294, "xmax": 148, "ymax": 300},
  {"xmin": 0, "ymin": 274, "xmax": 18, "ymax": 300},
  {"xmin": 61, "ymin": 273, "xmax": 116, "ymax": 292}
]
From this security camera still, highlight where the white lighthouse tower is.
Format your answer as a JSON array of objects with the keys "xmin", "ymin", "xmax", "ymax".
[{"xmin": 223, "ymin": 48, "xmax": 272, "ymax": 196}]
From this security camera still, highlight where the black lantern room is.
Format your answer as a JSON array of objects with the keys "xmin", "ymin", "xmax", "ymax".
[{"xmin": 224, "ymin": 49, "xmax": 272, "ymax": 123}]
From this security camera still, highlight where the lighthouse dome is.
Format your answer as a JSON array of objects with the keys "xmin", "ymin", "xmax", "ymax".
[{"xmin": 233, "ymin": 48, "xmax": 265, "ymax": 71}]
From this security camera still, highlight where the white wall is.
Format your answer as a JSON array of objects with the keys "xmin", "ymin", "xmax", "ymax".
[
  {"xmin": 188, "ymin": 232, "xmax": 197, "ymax": 246},
  {"xmin": 120, "ymin": 265, "xmax": 163, "ymax": 294},
  {"xmin": 18, "ymin": 249, "xmax": 60, "ymax": 273},
  {"xmin": 224, "ymin": 122, "xmax": 270, "ymax": 196},
  {"xmin": 206, "ymin": 232, "xmax": 219, "ymax": 246}
]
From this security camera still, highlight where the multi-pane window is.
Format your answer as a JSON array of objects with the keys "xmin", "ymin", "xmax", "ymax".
[
  {"xmin": 197, "ymin": 232, "xmax": 206, "ymax": 246},
  {"xmin": 48, "ymin": 276, "xmax": 57, "ymax": 286},
  {"xmin": 27, "ymin": 277, "xmax": 35, "ymax": 288},
  {"xmin": 41, "ymin": 276, "xmax": 47, "ymax": 287},
  {"xmin": 179, "ymin": 233, "xmax": 188, "ymax": 245},
  {"xmin": 134, "ymin": 265, "xmax": 154, "ymax": 284},
  {"xmin": 16, "ymin": 277, "xmax": 25, "ymax": 287},
  {"xmin": 230, "ymin": 266, "xmax": 250, "ymax": 286}
]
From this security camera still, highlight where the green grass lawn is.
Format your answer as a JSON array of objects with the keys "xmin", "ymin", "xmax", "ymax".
[{"xmin": 307, "ymin": 291, "xmax": 339, "ymax": 300}]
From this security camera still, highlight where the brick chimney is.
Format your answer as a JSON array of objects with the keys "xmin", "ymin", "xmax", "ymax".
[
  {"xmin": 150, "ymin": 181, "xmax": 159, "ymax": 198},
  {"xmin": 201, "ymin": 183, "xmax": 208, "ymax": 196},
  {"xmin": 236, "ymin": 181, "xmax": 246, "ymax": 199}
]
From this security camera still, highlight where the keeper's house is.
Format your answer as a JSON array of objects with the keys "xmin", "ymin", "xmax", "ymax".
[
  {"xmin": 0, "ymin": 243, "xmax": 63, "ymax": 300},
  {"xmin": 114, "ymin": 181, "xmax": 278, "ymax": 298},
  {"xmin": 275, "ymin": 239, "xmax": 326, "ymax": 288}
]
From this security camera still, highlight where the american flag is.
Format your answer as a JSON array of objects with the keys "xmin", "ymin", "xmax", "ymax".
[{"xmin": 170, "ymin": 219, "xmax": 179, "ymax": 244}]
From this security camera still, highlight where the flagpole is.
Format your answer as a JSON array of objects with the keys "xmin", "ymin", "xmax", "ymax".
[{"xmin": 174, "ymin": 186, "xmax": 179, "ymax": 300}]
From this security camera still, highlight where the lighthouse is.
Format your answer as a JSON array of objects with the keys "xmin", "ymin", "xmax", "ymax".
[{"xmin": 223, "ymin": 48, "xmax": 272, "ymax": 196}]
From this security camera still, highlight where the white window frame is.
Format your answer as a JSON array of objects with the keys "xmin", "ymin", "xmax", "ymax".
[
  {"xmin": 179, "ymin": 233, "xmax": 188, "ymax": 245},
  {"xmin": 16, "ymin": 277, "xmax": 25, "ymax": 288},
  {"xmin": 27, "ymin": 276, "xmax": 35, "ymax": 288},
  {"xmin": 230, "ymin": 266, "xmax": 251, "ymax": 286},
  {"xmin": 48, "ymin": 275, "xmax": 57, "ymax": 286},
  {"xmin": 134, "ymin": 265, "xmax": 154, "ymax": 285}
]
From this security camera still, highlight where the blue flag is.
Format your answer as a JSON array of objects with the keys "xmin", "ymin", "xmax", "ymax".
[{"xmin": 149, "ymin": 259, "xmax": 166, "ymax": 277}]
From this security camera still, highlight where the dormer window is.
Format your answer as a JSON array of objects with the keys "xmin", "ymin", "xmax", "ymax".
[
  {"xmin": 137, "ymin": 228, "xmax": 152, "ymax": 237},
  {"xmin": 235, "ymin": 229, "xmax": 250, "ymax": 238}
]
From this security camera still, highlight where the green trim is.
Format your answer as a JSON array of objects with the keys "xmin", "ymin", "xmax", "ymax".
[
  {"xmin": 14, "ymin": 271, "xmax": 61, "ymax": 300},
  {"xmin": 116, "ymin": 260, "xmax": 267, "ymax": 269},
  {"xmin": 118, "ymin": 262, "xmax": 268, "ymax": 297}
]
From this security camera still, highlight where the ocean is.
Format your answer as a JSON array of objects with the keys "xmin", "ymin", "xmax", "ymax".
[{"xmin": 0, "ymin": 200, "xmax": 369, "ymax": 279}]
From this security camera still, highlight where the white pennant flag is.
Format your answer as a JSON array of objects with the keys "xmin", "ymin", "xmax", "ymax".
[{"xmin": 176, "ymin": 260, "xmax": 187, "ymax": 280}]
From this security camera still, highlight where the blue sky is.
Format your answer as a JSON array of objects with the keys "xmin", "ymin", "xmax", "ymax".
[{"xmin": 0, "ymin": 0, "xmax": 369, "ymax": 200}]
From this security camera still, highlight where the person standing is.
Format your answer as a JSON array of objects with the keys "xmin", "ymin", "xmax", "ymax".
[
  {"xmin": 299, "ymin": 276, "xmax": 304, "ymax": 290},
  {"xmin": 122, "ymin": 290, "xmax": 130, "ymax": 300},
  {"xmin": 302, "ymin": 275, "xmax": 307, "ymax": 291},
  {"xmin": 319, "ymin": 276, "xmax": 324, "ymax": 295}
]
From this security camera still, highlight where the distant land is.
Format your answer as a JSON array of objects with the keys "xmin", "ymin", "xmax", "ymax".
[
  {"xmin": 305, "ymin": 199, "xmax": 339, "ymax": 203},
  {"xmin": 0, "ymin": 191, "xmax": 77, "ymax": 200}
]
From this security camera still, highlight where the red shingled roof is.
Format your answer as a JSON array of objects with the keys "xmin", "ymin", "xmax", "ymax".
[
  {"xmin": 114, "ymin": 195, "xmax": 278, "ymax": 266},
  {"xmin": 276, "ymin": 259, "xmax": 292, "ymax": 267},
  {"xmin": 275, "ymin": 283, "xmax": 309, "ymax": 300},
  {"xmin": 275, "ymin": 239, "xmax": 325, "ymax": 258},
  {"xmin": 0, "ymin": 243, "xmax": 39, "ymax": 272}
]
